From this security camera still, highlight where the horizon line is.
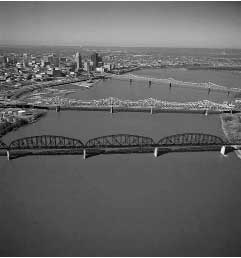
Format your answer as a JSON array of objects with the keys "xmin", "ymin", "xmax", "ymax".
[{"xmin": 0, "ymin": 43, "xmax": 241, "ymax": 50}]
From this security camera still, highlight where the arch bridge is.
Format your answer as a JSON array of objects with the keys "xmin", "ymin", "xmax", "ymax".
[
  {"xmin": 86, "ymin": 134, "xmax": 155, "ymax": 148},
  {"xmin": 157, "ymin": 133, "xmax": 226, "ymax": 146},
  {"xmin": 1, "ymin": 133, "xmax": 240, "ymax": 160},
  {"xmin": 9, "ymin": 135, "xmax": 84, "ymax": 150},
  {"xmin": 0, "ymin": 139, "xmax": 7, "ymax": 150}
]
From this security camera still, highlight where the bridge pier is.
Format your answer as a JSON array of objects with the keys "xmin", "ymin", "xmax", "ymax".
[
  {"xmin": 148, "ymin": 80, "xmax": 151, "ymax": 87},
  {"xmin": 130, "ymin": 79, "xmax": 132, "ymax": 84},
  {"xmin": 6, "ymin": 150, "xmax": 10, "ymax": 160},
  {"xmin": 154, "ymin": 147, "xmax": 158, "ymax": 157},
  {"xmin": 150, "ymin": 107, "xmax": 153, "ymax": 115},
  {"xmin": 83, "ymin": 149, "xmax": 86, "ymax": 160},
  {"xmin": 169, "ymin": 82, "xmax": 172, "ymax": 88},
  {"xmin": 220, "ymin": 145, "xmax": 227, "ymax": 156},
  {"xmin": 56, "ymin": 105, "xmax": 60, "ymax": 112},
  {"xmin": 110, "ymin": 106, "xmax": 114, "ymax": 113},
  {"xmin": 205, "ymin": 109, "xmax": 208, "ymax": 116}
]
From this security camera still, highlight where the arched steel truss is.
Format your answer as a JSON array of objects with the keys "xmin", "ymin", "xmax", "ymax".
[
  {"xmin": 85, "ymin": 134, "xmax": 155, "ymax": 148},
  {"xmin": 9, "ymin": 135, "xmax": 84, "ymax": 150},
  {"xmin": 1, "ymin": 133, "xmax": 238, "ymax": 151},
  {"xmin": 0, "ymin": 139, "xmax": 7, "ymax": 149},
  {"xmin": 157, "ymin": 133, "xmax": 225, "ymax": 146}
]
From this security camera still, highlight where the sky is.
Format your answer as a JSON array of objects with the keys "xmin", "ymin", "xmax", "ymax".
[{"xmin": 0, "ymin": 1, "xmax": 241, "ymax": 48}]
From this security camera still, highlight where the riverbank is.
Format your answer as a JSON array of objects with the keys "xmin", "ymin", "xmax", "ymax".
[
  {"xmin": 220, "ymin": 113, "xmax": 241, "ymax": 159},
  {"xmin": 0, "ymin": 110, "xmax": 47, "ymax": 137}
]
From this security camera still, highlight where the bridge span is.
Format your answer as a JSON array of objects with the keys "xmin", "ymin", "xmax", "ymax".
[
  {"xmin": 0, "ymin": 133, "xmax": 240, "ymax": 160},
  {"xmin": 112, "ymin": 73, "xmax": 241, "ymax": 93}
]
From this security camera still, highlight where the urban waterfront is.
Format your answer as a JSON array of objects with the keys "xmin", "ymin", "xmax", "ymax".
[
  {"xmin": 1, "ymin": 68, "xmax": 241, "ymax": 256},
  {"xmin": 55, "ymin": 69, "xmax": 237, "ymax": 103},
  {"xmin": 1, "ymin": 1, "xmax": 241, "ymax": 256}
]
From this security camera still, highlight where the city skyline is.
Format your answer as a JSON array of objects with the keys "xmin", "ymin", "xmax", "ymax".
[{"xmin": 0, "ymin": 1, "xmax": 241, "ymax": 49}]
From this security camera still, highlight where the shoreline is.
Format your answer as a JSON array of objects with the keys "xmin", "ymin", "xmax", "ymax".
[
  {"xmin": 220, "ymin": 113, "xmax": 241, "ymax": 159},
  {"xmin": 0, "ymin": 110, "xmax": 47, "ymax": 137}
]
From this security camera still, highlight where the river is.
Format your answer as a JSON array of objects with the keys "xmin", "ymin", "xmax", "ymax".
[{"xmin": 0, "ymin": 69, "xmax": 241, "ymax": 256}]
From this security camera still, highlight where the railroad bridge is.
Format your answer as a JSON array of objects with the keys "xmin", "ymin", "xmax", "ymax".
[{"xmin": 0, "ymin": 133, "xmax": 240, "ymax": 160}]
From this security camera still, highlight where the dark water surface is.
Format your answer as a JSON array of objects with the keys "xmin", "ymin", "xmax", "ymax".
[{"xmin": 0, "ymin": 69, "xmax": 241, "ymax": 256}]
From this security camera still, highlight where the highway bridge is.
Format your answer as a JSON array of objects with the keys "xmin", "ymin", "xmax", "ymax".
[
  {"xmin": 2, "ymin": 97, "xmax": 235, "ymax": 114},
  {"xmin": 0, "ymin": 133, "xmax": 240, "ymax": 160},
  {"xmin": 112, "ymin": 73, "xmax": 241, "ymax": 93}
]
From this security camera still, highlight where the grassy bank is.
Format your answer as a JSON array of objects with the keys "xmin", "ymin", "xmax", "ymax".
[
  {"xmin": 220, "ymin": 113, "xmax": 241, "ymax": 159},
  {"xmin": 220, "ymin": 113, "xmax": 241, "ymax": 140}
]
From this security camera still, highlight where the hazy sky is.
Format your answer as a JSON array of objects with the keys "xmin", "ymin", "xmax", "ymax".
[{"xmin": 0, "ymin": 1, "xmax": 241, "ymax": 48}]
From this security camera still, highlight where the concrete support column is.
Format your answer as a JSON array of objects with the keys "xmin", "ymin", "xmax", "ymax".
[
  {"xmin": 56, "ymin": 106, "xmax": 60, "ymax": 112},
  {"xmin": 205, "ymin": 109, "xmax": 208, "ymax": 116},
  {"xmin": 110, "ymin": 106, "xmax": 114, "ymax": 113},
  {"xmin": 154, "ymin": 147, "xmax": 158, "ymax": 158},
  {"xmin": 6, "ymin": 150, "xmax": 10, "ymax": 160},
  {"xmin": 83, "ymin": 149, "xmax": 86, "ymax": 160},
  {"xmin": 220, "ymin": 145, "xmax": 227, "ymax": 156},
  {"xmin": 150, "ymin": 107, "xmax": 153, "ymax": 115}
]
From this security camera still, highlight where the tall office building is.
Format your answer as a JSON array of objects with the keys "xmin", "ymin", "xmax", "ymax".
[
  {"xmin": 47, "ymin": 54, "xmax": 54, "ymax": 64},
  {"xmin": 22, "ymin": 53, "xmax": 29, "ymax": 67},
  {"xmin": 53, "ymin": 55, "xmax": 60, "ymax": 67},
  {"xmin": 0, "ymin": 55, "xmax": 5, "ymax": 66},
  {"xmin": 75, "ymin": 52, "xmax": 82, "ymax": 71},
  {"xmin": 43, "ymin": 55, "xmax": 49, "ymax": 63},
  {"xmin": 90, "ymin": 52, "xmax": 98, "ymax": 69}
]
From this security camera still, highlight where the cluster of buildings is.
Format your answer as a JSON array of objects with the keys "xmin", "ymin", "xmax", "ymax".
[
  {"xmin": 0, "ymin": 107, "xmax": 46, "ymax": 136},
  {"xmin": 101, "ymin": 50, "xmax": 241, "ymax": 73},
  {"xmin": 0, "ymin": 50, "xmax": 113, "ymax": 86},
  {"xmin": 2, "ymin": 47, "xmax": 241, "ymax": 86}
]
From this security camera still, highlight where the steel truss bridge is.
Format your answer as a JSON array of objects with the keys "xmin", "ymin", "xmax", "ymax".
[
  {"xmin": 28, "ymin": 96, "xmax": 234, "ymax": 113},
  {"xmin": 112, "ymin": 73, "xmax": 241, "ymax": 93},
  {"xmin": 0, "ymin": 133, "xmax": 240, "ymax": 160}
]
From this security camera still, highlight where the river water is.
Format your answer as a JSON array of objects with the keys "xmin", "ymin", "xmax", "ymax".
[{"xmin": 0, "ymin": 69, "xmax": 241, "ymax": 256}]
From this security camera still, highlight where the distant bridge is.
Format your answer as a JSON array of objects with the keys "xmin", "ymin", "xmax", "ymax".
[
  {"xmin": 1, "ymin": 133, "xmax": 240, "ymax": 160},
  {"xmin": 112, "ymin": 73, "xmax": 241, "ymax": 93}
]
